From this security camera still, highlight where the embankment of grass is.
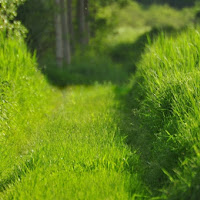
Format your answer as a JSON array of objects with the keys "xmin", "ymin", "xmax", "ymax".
[
  {"xmin": 127, "ymin": 27, "xmax": 200, "ymax": 199},
  {"xmin": 0, "ymin": 33, "xmax": 61, "ymax": 193}
]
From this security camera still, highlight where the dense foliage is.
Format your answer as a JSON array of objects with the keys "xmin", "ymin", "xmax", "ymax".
[
  {"xmin": 0, "ymin": 0, "xmax": 27, "ymax": 37},
  {"xmin": 136, "ymin": 0, "xmax": 195, "ymax": 8}
]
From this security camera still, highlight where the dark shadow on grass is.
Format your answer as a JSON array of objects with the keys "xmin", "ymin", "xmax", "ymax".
[
  {"xmin": 40, "ymin": 54, "xmax": 129, "ymax": 88},
  {"xmin": 0, "ymin": 154, "xmax": 37, "ymax": 193},
  {"xmin": 109, "ymin": 26, "xmax": 176, "ymax": 74},
  {"xmin": 114, "ymin": 83, "xmax": 173, "ymax": 196}
]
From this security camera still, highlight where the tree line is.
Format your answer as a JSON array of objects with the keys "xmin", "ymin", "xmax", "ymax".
[
  {"xmin": 1, "ymin": 0, "xmax": 197, "ymax": 68},
  {"xmin": 55, "ymin": 0, "xmax": 90, "ymax": 66},
  {"xmin": 16, "ymin": 0, "xmax": 129, "ymax": 68},
  {"xmin": 136, "ymin": 0, "xmax": 195, "ymax": 8}
]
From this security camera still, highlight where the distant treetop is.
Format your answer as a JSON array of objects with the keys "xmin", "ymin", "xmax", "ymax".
[{"xmin": 135, "ymin": 0, "xmax": 195, "ymax": 9}]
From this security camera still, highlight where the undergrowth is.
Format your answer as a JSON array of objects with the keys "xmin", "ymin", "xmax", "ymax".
[{"xmin": 41, "ymin": 52, "xmax": 128, "ymax": 87}]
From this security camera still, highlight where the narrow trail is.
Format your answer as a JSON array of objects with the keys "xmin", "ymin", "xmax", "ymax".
[{"xmin": 1, "ymin": 84, "xmax": 148, "ymax": 199}]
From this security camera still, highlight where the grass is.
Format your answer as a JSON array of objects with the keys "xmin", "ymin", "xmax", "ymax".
[
  {"xmin": 0, "ymin": 32, "xmax": 61, "ymax": 196},
  {"xmin": 0, "ymin": 32, "xmax": 148, "ymax": 199},
  {"xmin": 1, "ymin": 2, "xmax": 200, "ymax": 199},
  {"xmin": 1, "ymin": 84, "xmax": 148, "ymax": 199},
  {"xmin": 125, "ymin": 27, "xmax": 200, "ymax": 199}
]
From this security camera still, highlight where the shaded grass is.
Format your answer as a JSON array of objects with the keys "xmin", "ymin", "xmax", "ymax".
[
  {"xmin": 41, "ymin": 53, "xmax": 128, "ymax": 87},
  {"xmin": 109, "ymin": 26, "xmax": 177, "ymax": 74}
]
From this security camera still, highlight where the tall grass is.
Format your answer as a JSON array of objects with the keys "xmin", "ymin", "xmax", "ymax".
[
  {"xmin": 128, "ymin": 27, "xmax": 200, "ymax": 199},
  {"xmin": 0, "ymin": 33, "xmax": 60, "ymax": 193}
]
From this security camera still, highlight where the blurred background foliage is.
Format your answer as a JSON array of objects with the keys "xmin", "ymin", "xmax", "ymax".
[
  {"xmin": 2, "ymin": 0, "xmax": 198, "ymax": 86},
  {"xmin": 0, "ymin": 0, "xmax": 27, "ymax": 37},
  {"xmin": 16, "ymin": 0, "xmax": 196, "ymax": 54},
  {"xmin": 136, "ymin": 0, "xmax": 195, "ymax": 8}
]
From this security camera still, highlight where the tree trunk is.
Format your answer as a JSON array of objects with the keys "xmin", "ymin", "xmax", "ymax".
[
  {"xmin": 60, "ymin": 0, "xmax": 71, "ymax": 65},
  {"xmin": 77, "ymin": 0, "xmax": 86, "ymax": 45},
  {"xmin": 84, "ymin": 0, "xmax": 90, "ymax": 44},
  {"xmin": 67, "ymin": 0, "xmax": 75, "ymax": 54},
  {"xmin": 55, "ymin": 0, "xmax": 63, "ymax": 67}
]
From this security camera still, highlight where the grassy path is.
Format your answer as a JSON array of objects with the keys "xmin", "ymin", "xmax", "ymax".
[{"xmin": 1, "ymin": 84, "xmax": 148, "ymax": 199}]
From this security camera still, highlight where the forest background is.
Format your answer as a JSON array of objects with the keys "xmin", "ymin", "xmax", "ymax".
[{"xmin": 2, "ymin": 0, "xmax": 197, "ymax": 86}]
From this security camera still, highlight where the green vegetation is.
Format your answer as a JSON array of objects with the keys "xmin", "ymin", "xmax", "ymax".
[
  {"xmin": 0, "ymin": 0, "xmax": 27, "ymax": 37},
  {"xmin": 0, "ymin": 32, "xmax": 61, "ymax": 194},
  {"xmin": 0, "ymin": 19, "xmax": 145, "ymax": 199},
  {"xmin": 1, "ymin": 84, "xmax": 148, "ymax": 199},
  {"xmin": 135, "ymin": 0, "xmax": 195, "ymax": 9},
  {"xmin": 126, "ymin": 27, "xmax": 200, "ymax": 199},
  {"xmin": 39, "ymin": 1, "xmax": 195, "ymax": 87},
  {"xmin": 1, "ymin": 0, "xmax": 200, "ymax": 199}
]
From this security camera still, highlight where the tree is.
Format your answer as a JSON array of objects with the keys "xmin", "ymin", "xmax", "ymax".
[
  {"xmin": 67, "ymin": 0, "xmax": 75, "ymax": 53},
  {"xmin": 84, "ymin": 0, "xmax": 90, "ymax": 44},
  {"xmin": 60, "ymin": 0, "xmax": 71, "ymax": 65},
  {"xmin": 0, "ymin": 0, "xmax": 27, "ymax": 38},
  {"xmin": 16, "ymin": 0, "xmax": 130, "ymax": 66},
  {"xmin": 55, "ymin": 0, "xmax": 63, "ymax": 67},
  {"xmin": 77, "ymin": 0, "xmax": 85, "ymax": 45}
]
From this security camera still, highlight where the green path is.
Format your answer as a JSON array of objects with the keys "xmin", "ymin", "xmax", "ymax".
[{"xmin": 1, "ymin": 84, "xmax": 148, "ymax": 200}]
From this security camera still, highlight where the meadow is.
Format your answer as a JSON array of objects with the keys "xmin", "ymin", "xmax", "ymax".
[{"xmin": 1, "ymin": 1, "xmax": 200, "ymax": 199}]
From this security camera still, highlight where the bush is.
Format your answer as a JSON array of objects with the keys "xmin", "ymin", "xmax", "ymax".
[{"xmin": 0, "ymin": 0, "xmax": 27, "ymax": 38}]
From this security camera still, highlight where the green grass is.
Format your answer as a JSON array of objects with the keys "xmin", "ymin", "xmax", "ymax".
[
  {"xmin": 0, "ymin": 32, "xmax": 148, "ymax": 199},
  {"xmin": 0, "ymin": 32, "xmax": 61, "ymax": 196},
  {"xmin": 1, "ymin": 84, "xmax": 149, "ymax": 199},
  {"xmin": 2, "ymin": 3, "xmax": 200, "ymax": 198},
  {"xmin": 126, "ymin": 27, "xmax": 200, "ymax": 199}
]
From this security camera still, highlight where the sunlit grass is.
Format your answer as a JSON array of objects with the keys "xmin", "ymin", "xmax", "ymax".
[
  {"xmin": 0, "ymin": 33, "xmax": 148, "ymax": 199},
  {"xmin": 1, "ymin": 84, "xmax": 148, "ymax": 199},
  {"xmin": 128, "ymin": 27, "xmax": 200, "ymax": 199}
]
